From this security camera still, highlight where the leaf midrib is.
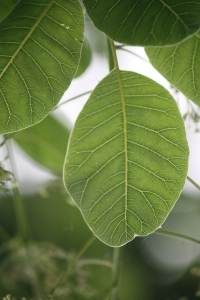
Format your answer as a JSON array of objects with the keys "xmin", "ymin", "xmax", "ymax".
[
  {"xmin": 0, "ymin": 0, "xmax": 56, "ymax": 80},
  {"xmin": 110, "ymin": 42, "xmax": 128, "ymax": 236},
  {"xmin": 117, "ymin": 70, "xmax": 128, "ymax": 235},
  {"xmin": 111, "ymin": 64, "xmax": 128, "ymax": 234}
]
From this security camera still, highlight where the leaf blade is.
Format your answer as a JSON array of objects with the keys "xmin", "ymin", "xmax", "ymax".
[
  {"xmin": 64, "ymin": 71, "xmax": 189, "ymax": 247},
  {"xmin": 0, "ymin": 0, "xmax": 84, "ymax": 134},
  {"xmin": 145, "ymin": 34, "xmax": 200, "ymax": 107},
  {"xmin": 82, "ymin": 0, "xmax": 200, "ymax": 46}
]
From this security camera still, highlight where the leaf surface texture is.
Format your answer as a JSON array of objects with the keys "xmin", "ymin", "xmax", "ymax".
[
  {"xmin": 0, "ymin": 0, "xmax": 84, "ymax": 134},
  {"xmin": 64, "ymin": 71, "xmax": 189, "ymax": 247},
  {"xmin": 146, "ymin": 35, "xmax": 200, "ymax": 107},
  {"xmin": 83, "ymin": 0, "xmax": 200, "ymax": 46}
]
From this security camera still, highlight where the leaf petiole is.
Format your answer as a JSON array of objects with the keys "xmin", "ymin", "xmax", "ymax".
[
  {"xmin": 54, "ymin": 90, "xmax": 92, "ymax": 110},
  {"xmin": 187, "ymin": 176, "xmax": 200, "ymax": 191}
]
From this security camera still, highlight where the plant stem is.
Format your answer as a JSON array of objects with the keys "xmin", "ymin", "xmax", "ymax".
[
  {"xmin": 50, "ymin": 234, "xmax": 96, "ymax": 296},
  {"xmin": 78, "ymin": 258, "xmax": 113, "ymax": 268},
  {"xmin": 156, "ymin": 229, "xmax": 200, "ymax": 245},
  {"xmin": 54, "ymin": 90, "xmax": 92, "ymax": 110},
  {"xmin": 111, "ymin": 247, "xmax": 121, "ymax": 300},
  {"xmin": 6, "ymin": 140, "xmax": 29, "ymax": 239},
  {"xmin": 108, "ymin": 40, "xmax": 122, "ymax": 300},
  {"xmin": 116, "ymin": 46, "xmax": 149, "ymax": 63},
  {"xmin": 187, "ymin": 176, "xmax": 200, "ymax": 191},
  {"xmin": 106, "ymin": 36, "xmax": 115, "ymax": 71}
]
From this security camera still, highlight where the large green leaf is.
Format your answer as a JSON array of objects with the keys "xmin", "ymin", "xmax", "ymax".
[
  {"xmin": 82, "ymin": 0, "xmax": 200, "ymax": 46},
  {"xmin": 64, "ymin": 70, "xmax": 189, "ymax": 247},
  {"xmin": 9, "ymin": 114, "xmax": 70, "ymax": 175},
  {"xmin": 145, "ymin": 34, "xmax": 200, "ymax": 107},
  {"xmin": 0, "ymin": 0, "xmax": 19, "ymax": 22},
  {"xmin": 0, "ymin": 0, "xmax": 84, "ymax": 135}
]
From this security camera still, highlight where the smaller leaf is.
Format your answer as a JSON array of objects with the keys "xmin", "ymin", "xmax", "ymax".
[
  {"xmin": 9, "ymin": 114, "xmax": 70, "ymax": 175},
  {"xmin": 146, "ymin": 34, "xmax": 200, "ymax": 107},
  {"xmin": 82, "ymin": 0, "xmax": 200, "ymax": 46},
  {"xmin": 75, "ymin": 38, "xmax": 92, "ymax": 78}
]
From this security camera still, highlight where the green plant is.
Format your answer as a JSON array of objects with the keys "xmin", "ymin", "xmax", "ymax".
[{"xmin": 0, "ymin": 1, "xmax": 200, "ymax": 299}]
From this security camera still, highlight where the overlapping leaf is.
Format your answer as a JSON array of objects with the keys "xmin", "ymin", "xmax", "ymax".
[
  {"xmin": 64, "ymin": 70, "xmax": 189, "ymax": 247},
  {"xmin": 82, "ymin": 0, "xmax": 200, "ymax": 46},
  {"xmin": 146, "ymin": 34, "xmax": 200, "ymax": 107},
  {"xmin": 75, "ymin": 38, "xmax": 92, "ymax": 78},
  {"xmin": 8, "ymin": 114, "xmax": 70, "ymax": 175},
  {"xmin": 0, "ymin": 0, "xmax": 84, "ymax": 134}
]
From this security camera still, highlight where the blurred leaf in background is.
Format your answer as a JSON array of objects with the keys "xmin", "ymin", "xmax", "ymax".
[{"xmin": 5, "ymin": 114, "xmax": 70, "ymax": 175}]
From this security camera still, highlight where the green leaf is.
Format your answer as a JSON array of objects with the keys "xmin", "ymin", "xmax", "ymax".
[
  {"xmin": 9, "ymin": 114, "xmax": 70, "ymax": 175},
  {"xmin": 0, "ymin": 0, "xmax": 84, "ymax": 135},
  {"xmin": 75, "ymin": 37, "xmax": 92, "ymax": 78},
  {"xmin": 82, "ymin": 0, "xmax": 200, "ymax": 46},
  {"xmin": 145, "ymin": 34, "xmax": 200, "ymax": 107},
  {"xmin": 0, "ymin": 0, "xmax": 19, "ymax": 22},
  {"xmin": 64, "ymin": 70, "xmax": 189, "ymax": 247}
]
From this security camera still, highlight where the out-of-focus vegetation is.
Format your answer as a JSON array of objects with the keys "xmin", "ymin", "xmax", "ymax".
[
  {"xmin": 0, "ymin": 0, "xmax": 200, "ymax": 299},
  {"xmin": 0, "ymin": 176, "xmax": 200, "ymax": 299}
]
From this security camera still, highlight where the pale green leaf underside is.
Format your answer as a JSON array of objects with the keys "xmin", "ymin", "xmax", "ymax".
[
  {"xmin": 64, "ymin": 71, "xmax": 189, "ymax": 247},
  {"xmin": 83, "ymin": 0, "xmax": 200, "ymax": 46},
  {"xmin": 0, "ymin": 0, "xmax": 84, "ymax": 134},
  {"xmin": 145, "ymin": 35, "xmax": 200, "ymax": 107}
]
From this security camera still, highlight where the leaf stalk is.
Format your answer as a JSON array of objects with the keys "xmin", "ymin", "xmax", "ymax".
[
  {"xmin": 111, "ymin": 247, "xmax": 121, "ymax": 300},
  {"xmin": 5, "ymin": 140, "xmax": 29, "ymax": 240},
  {"xmin": 187, "ymin": 176, "xmax": 200, "ymax": 191}
]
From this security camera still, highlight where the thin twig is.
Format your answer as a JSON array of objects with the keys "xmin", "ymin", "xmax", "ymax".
[
  {"xmin": 54, "ymin": 90, "xmax": 92, "ymax": 110},
  {"xmin": 156, "ymin": 229, "xmax": 200, "ymax": 245},
  {"xmin": 187, "ymin": 176, "xmax": 200, "ymax": 191},
  {"xmin": 78, "ymin": 258, "xmax": 113, "ymax": 268}
]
